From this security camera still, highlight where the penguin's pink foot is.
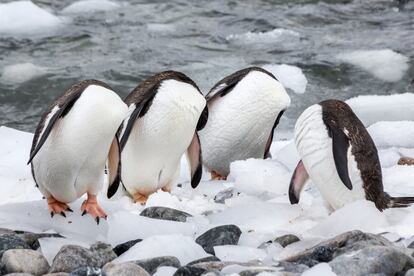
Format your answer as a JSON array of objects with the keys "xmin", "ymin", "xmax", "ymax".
[
  {"xmin": 47, "ymin": 197, "xmax": 72, "ymax": 218},
  {"xmin": 398, "ymin": 157, "xmax": 414, "ymax": 166},
  {"xmin": 81, "ymin": 194, "xmax": 107, "ymax": 224},
  {"xmin": 133, "ymin": 193, "xmax": 148, "ymax": 205},
  {"xmin": 211, "ymin": 170, "xmax": 227, "ymax": 181}
]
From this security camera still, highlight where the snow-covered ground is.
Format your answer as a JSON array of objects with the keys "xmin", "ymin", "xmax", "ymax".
[{"xmin": 1, "ymin": 99, "xmax": 414, "ymax": 274}]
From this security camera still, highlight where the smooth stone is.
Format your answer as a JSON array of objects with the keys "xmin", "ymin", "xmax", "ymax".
[
  {"xmin": 187, "ymin": 256, "xmax": 221, "ymax": 266},
  {"xmin": 103, "ymin": 262, "xmax": 150, "ymax": 276},
  {"xmin": 329, "ymin": 246, "xmax": 414, "ymax": 276},
  {"xmin": 113, "ymin": 239, "xmax": 142, "ymax": 256},
  {"xmin": 43, "ymin": 273, "xmax": 70, "ymax": 276},
  {"xmin": 140, "ymin": 207, "xmax": 192, "ymax": 222},
  {"xmin": 0, "ymin": 234, "xmax": 31, "ymax": 258},
  {"xmin": 133, "ymin": 256, "xmax": 181, "ymax": 274},
  {"xmin": 1, "ymin": 249, "xmax": 50, "ymax": 275},
  {"xmin": 90, "ymin": 242, "xmax": 117, "ymax": 267},
  {"xmin": 3, "ymin": 273, "xmax": 34, "ymax": 276},
  {"xmin": 50, "ymin": 243, "xmax": 115, "ymax": 273},
  {"xmin": 275, "ymin": 261, "xmax": 308, "ymax": 273},
  {"xmin": 172, "ymin": 266, "xmax": 207, "ymax": 276},
  {"xmin": 69, "ymin": 267, "xmax": 105, "ymax": 276},
  {"xmin": 214, "ymin": 188, "xmax": 234, "ymax": 204},
  {"xmin": 283, "ymin": 230, "xmax": 392, "ymax": 266},
  {"xmin": 196, "ymin": 225, "xmax": 242, "ymax": 255},
  {"xmin": 273, "ymin": 234, "xmax": 300, "ymax": 248},
  {"xmin": 406, "ymin": 268, "xmax": 414, "ymax": 276}
]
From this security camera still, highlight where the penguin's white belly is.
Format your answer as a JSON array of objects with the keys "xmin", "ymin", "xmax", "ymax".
[
  {"xmin": 295, "ymin": 104, "xmax": 365, "ymax": 210},
  {"xmin": 33, "ymin": 86, "xmax": 128, "ymax": 203},
  {"xmin": 121, "ymin": 86, "xmax": 205, "ymax": 196},
  {"xmin": 200, "ymin": 89, "xmax": 281, "ymax": 176}
]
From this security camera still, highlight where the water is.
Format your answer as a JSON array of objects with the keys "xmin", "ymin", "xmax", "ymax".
[{"xmin": 0, "ymin": 0, "xmax": 413, "ymax": 135}]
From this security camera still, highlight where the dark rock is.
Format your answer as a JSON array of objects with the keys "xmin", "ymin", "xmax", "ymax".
[
  {"xmin": 329, "ymin": 246, "xmax": 414, "ymax": 275},
  {"xmin": 113, "ymin": 239, "xmax": 142, "ymax": 256},
  {"xmin": 214, "ymin": 188, "xmax": 234, "ymax": 204},
  {"xmin": 133, "ymin": 256, "xmax": 181, "ymax": 274},
  {"xmin": 19, "ymin": 233, "xmax": 62, "ymax": 250},
  {"xmin": 1, "ymin": 249, "xmax": 50, "ymax": 275},
  {"xmin": 173, "ymin": 266, "xmax": 207, "ymax": 276},
  {"xmin": 283, "ymin": 230, "xmax": 392, "ymax": 266},
  {"xmin": 275, "ymin": 261, "xmax": 308, "ymax": 273},
  {"xmin": 196, "ymin": 225, "xmax": 242, "ymax": 255},
  {"xmin": 69, "ymin": 267, "xmax": 105, "ymax": 276},
  {"xmin": 408, "ymin": 240, "xmax": 414, "ymax": 249},
  {"xmin": 140, "ymin": 207, "xmax": 192, "ymax": 222},
  {"xmin": 274, "ymin": 234, "xmax": 300, "ymax": 248},
  {"xmin": 0, "ymin": 234, "xmax": 31, "ymax": 258},
  {"xmin": 103, "ymin": 263, "xmax": 150, "ymax": 276},
  {"xmin": 90, "ymin": 242, "xmax": 117, "ymax": 267},
  {"xmin": 187, "ymin": 256, "xmax": 221, "ymax": 266}
]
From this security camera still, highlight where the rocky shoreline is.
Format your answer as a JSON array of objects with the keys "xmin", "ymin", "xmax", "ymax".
[{"xmin": 0, "ymin": 206, "xmax": 413, "ymax": 276}]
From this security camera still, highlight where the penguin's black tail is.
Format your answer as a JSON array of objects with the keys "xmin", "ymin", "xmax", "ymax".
[{"xmin": 387, "ymin": 196, "xmax": 414, "ymax": 208}]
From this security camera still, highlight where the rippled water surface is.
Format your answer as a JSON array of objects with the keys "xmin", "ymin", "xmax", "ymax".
[{"xmin": 0, "ymin": 0, "xmax": 413, "ymax": 134}]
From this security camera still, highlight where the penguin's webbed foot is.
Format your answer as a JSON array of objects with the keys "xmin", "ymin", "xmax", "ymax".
[
  {"xmin": 47, "ymin": 197, "xmax": 72, "ymax": 218},
  {"xmin": 81, "ymin": 194, "xmax": 107, "ymax": 225},
  {"xmin": 211, "ymin": 170, "xmax": 227, "ymax": 181},
  {"xmin": 133, "ymin": 193, "xmax": 148, "ymax": 205}
]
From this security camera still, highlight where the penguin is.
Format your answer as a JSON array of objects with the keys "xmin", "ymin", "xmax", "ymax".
[
  {"xmin": 289, "ymin": 99, "xmax": 414, "ymax": 211},
  {"xmin": 199, "ymin": 67, "xmax": 291, "ymax": 180},
  {"xmin": 28, "ymin": 80, "xmax": 128, "ymax": 223},
  {"xmin": 119, "ymin": 71, "xmax": 207, "ymax": 204}
]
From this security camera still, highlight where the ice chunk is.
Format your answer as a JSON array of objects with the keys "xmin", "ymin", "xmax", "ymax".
[
  {"xmin": 1, "ymin": 63, "xmax": 47, "ymax": 84},
  {"xmin": 0, "ymin": 1, "xmax": 63, "ymax": 35},
  {"xmin": 214, "ymin": 245, "xmax": 266, "ymax": 262},
  {"xmin": 153, "ymin": 266, "xmax": 177, "ymax": 276},
  {"xmin": 368, "ymin": 121, "xmax": 414, "ymax": 148},
  {"xmin": 301, "ymin": 263, "xmax": 336, "ymax": 276},
  {"xmin": 226, "ymin": 28, "xmax": 300, "ymax": 44},
  {"xmin": 229, "ymin": 158, "xmax": 291, "ymax": 196},
  {"xmin": 62, "ymin": 0, "xmax": 120, "ymax": 14},
  {"xmin": 274, "ymin": 140, "xmax": 300, "ymax": 171},
  {"xmin": 310, "ymin": 200, "xmax": 387, "ymax": 238},
  {"xmin": 337, "ymin": 49, "xmax": 409, "ymax": 82},
  {"xmin": 39, "ymin": 237, "xmax": 89, "ymax": 265},
  {"xmin": 346, "ymin": 93, "xmax": 414, "ymax": 127},
  {"xmin": 262, "ymin": 64, "xmax": 308, "ymax": 94},
  {"xmin": 114, "ymin": 234, "xmax": 210, "ymax": 265}
]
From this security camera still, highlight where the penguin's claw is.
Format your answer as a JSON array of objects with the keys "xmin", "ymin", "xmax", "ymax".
[
  {"xmin": 81, "ymin": 194, "xmax": 107, "ymax": 223},
  {"xmin": 47, "ymin": 197, "xmax": 71, "ymax": 218},
  {"xmin": 133, "ymin": 193, "xmax": 148, "ymax": 205},
  {"xmin": 211, "ymin": 171, "xmax": 227, "ymax": 181}
]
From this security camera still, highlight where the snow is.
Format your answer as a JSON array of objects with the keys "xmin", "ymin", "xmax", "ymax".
[
  {"xmin": 61, "ymin": 0, "xmax": 120, "ymax": 14},
  {"xmin": 226, "ymin": 28, "xmax": 300, "ymax": 44},
  {"xmin": 1, "ymin": 63, "xmax": 47, "ymax": 84},
  {"xmin": 114, "ymin": 234, "xmax": 210, "ymax": 265},
  {"xmin": 262, "ymin": 64, "xmax": 308, "ymax": 94},
  {"xmin": 0, "ymin": 1, "xmax": 63, "ymax": 36},
  {"xmin": 214, "ymin": 245, "xmax": 266, "ymax": 262},
  {"xmin": 153, "ymin": 266, "xmax": 177, "ymax": 276},
  {"xmin": 337, "ymin": 49, "xmax": 409, "ymax": 82},
  {"xmin": 346, "ymin": 93, "xmax": 414, "ymax": 127},
  {"xmin": 301, "ymin": 263, "xmax": 336, "ymax": 276},
  {"xmin": 1, "ymin": 98, "xmax": 414, "ymax": 275}
]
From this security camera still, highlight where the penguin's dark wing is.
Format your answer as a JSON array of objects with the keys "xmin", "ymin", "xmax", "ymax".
[
  {"xmin": 107, "ymin": 134, "xmax": 122, "ymax": 198},
  {"xmin": 186, "ymin": 132, "xmax": 203, "ymax": 188},
  {"xmin": 196, "ymin": 106, "xmax": 209, "ymax": 131},
  {"xmin": 325, "ymin": 122, "xmax": 353, "ymax": 190},
  {"xmin": 264, "ymin": 110, "xmax": 285, "ymax": 159},
  {"xmin": 28, "ymin": 80, "xmax": 111, "ymax": 165},
  {"xmin": 288, "ymin": 160, "xmax": 309, "ymax": 204},
  {"xmin": 206, "ymin": 67, "xmax": 277, "ymax": 102}
]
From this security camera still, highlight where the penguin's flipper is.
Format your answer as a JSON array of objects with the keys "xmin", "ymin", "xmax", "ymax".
[
  {"xmin": 107, "ymin": 134, "xmax": 121, "ymax": 199},
  {"xmin": 264, "ymin": 110, "xmax": 285, "ymax": 159},
  {"xmin": 186, "ymin": 132, "xmax": 202, "ymax": 188},
  {"xmin": 196, "ymin": 106, "xmax": 209, "ymax": 131},
  {"xmin": 289, "ymin": 160, "xmax": 309, "ymax": 204},
  {"xmin": 326, "ymin": 125, "xmax": 353, "ymax": 190},
  {"xmin": 28, "ymin": 92, "xmax": 83, "ymax": 164}
]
